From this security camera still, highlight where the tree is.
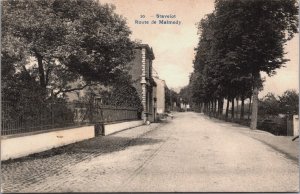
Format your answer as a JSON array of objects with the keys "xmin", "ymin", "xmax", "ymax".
[
  {"xmin": 278, "ymin": 90, "xmax": 299, "ymax": 114},
  {"xmin": 258, "ymin": 93, "xmax": 280, "ymax": 116},
  {"xmin": 192, "ymin": 13, "xmax": 222, "ymax": 115},
  {"xmin": 179, "ymin": 86, "xmax": 192, "ymax": 105},
  {"xmin": 191, "ymin": 11, "xmax": 251, "ymax": 118},
  {"xmin": 188, "ymin": 0, "xmax": 298, "ymax": 128},
  {"xmin": 100, "ymin": 81, "xmax": 143, "ymax": 113},
  {"xmin": 165, "ymin": 87, "xmax": 179, "ymax": 111},
  {"xmin": 214, "ymin": 0, "xmax": 298, "ymax": 129},
  {"xmin": 258, "ymin": 90, "xmax": 299, "ymax": 116},
  {"xmin": 2, "ymin": 0, "xmax": 134, "ymax": 101},
  {"xmin": 189, "ymin": 72, "xmax": 205, "ymax": 112}
]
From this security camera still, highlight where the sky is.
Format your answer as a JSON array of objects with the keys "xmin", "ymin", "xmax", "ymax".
[{"xmin": 101, "ymin": 0, "xmax": 298, "ymax": 97}]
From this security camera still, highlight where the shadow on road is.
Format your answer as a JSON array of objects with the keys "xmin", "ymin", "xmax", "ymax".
[
  {"xmin": 1, "ymin": 132, "xmax": 163, "ymax": 192},
  {"xmin": 2, "ymin": 135, "xmax": 163, "ymax": 165},
  {"xmin": 1, "ymin": 122, "xmax": 168, "ymax": 192}
]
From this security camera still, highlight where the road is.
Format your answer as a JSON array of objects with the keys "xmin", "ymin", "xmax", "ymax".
[{"xmin": 1, "ymin": 112, "xmax": 299, "ymax": 192}]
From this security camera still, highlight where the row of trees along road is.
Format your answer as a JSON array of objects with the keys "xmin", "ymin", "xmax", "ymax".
[
  {"xmin": 186, "ymin": 0, "xmax": 298, "ymax": 129},
  {"xmin": 2, "ymin": 0, "xmax": 142, "ymax": 108},
  {"xmin": 165, "ymin": 87, "xmax": 180, "ymax": 111}
]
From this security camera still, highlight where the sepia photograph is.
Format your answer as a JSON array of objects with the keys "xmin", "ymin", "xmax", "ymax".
[{"xmin": 1, "ymin": 0, "xmax": 299, "ymax": 192}]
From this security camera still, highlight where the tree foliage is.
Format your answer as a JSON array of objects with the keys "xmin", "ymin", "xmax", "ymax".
[
  {"xmin": 187, "ymin": 0, "xmax": 298, "ymax": 126},
  {"xmin": 258, "ymin": 93, "xmax": 280, "ymax": 116},
  {"xmin": 179, "ymin": 85, "xmax": 192, "ymax": 104},
  {"xmin": 165, "ymin": 87, "xmax": 179, "ymax": 111},
  {"xmin": 2, "ymin": 0, "xmax": 135, "ymax": 102},
  {"xmin": 100, "ymin": 83, "xmax": 143, "ymax": 113},
  {"xmin": 258, "ymin": 90, "xmax": 299, "ymax": 116},
  {"xmin": 278, "ymin": 89, "xmax": 299, "ymax": 114}
]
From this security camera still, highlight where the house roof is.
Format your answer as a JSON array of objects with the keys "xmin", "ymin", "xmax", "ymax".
[
  {"xmin": 135, "ymin": 44, "xmax": 155, "ymax": 60},
  {"xmin": 150, "ymin": 77, "xmax": 157, "ymax": 87}
]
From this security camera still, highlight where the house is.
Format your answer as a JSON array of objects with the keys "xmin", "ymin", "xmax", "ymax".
[{"xmin": 128, "ymin": 44, "xmax": 157, "ymax": 123}]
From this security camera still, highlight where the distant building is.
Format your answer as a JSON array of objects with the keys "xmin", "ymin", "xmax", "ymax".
[
  {"xmin": 153, "ymin": 70, "xmax": 166, "ymax": 114},
  {"xmin": 128, "ymin": 44, "xmax": 157, "ymax": 123}
]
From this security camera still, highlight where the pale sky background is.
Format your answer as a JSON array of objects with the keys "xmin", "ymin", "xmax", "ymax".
[{"xmin": 101, "ymin": 0, "xmax": 299, "ymax": 97}]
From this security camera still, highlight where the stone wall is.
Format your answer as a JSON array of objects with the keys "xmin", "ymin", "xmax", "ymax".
[
  {"xmin": 1, "ymin": 120, "xmax": 144, "ymax": 161},
  {"xmin": 293, "ymin": 115, "xmax": 299, "ymax": 136},
  {"xmin": 1, "ymin": 126, "xmax": 95, "ymax": 161}
]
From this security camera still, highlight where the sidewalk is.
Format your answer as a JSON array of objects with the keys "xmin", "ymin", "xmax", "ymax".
[
  {"xmin": 207, "ymin": 115, "xmax": 299, "ymax": 163},
  {"xmin": 243, "ymin": 130, "xmax": 299, "ymax": 162}
]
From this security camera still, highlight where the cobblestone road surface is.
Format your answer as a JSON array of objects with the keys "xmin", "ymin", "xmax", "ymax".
[{"xmin": 1, "ymin": 112, "xmax": 299, "ymax": 192}]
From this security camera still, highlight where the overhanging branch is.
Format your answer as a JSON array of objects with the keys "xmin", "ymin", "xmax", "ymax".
[{"xmin": 53, "ymin": 82, "xmax": 100, "ymax": 97}]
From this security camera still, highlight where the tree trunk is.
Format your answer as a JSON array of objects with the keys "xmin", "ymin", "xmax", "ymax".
[
  {"xmin": 225, "ymin": 98, "xmax": 229, "ymax": 119},
  {"xmin": 236, "ymin": 97, "xmax": 239, "ymax": 119},
  {"xmin": 248, "ymin": 96, "xmax": 252, "ymax": 120},
  {"xmin": 206, "ymin": 102, "xmax": 208, "ymax": 113},
  {"xmin": 250, "ymin": 73, "xmax": 260, "ymax": 130},
  {"xmin": 206, "ymin": 102, "xmax": 208, "ymax": 114},
  {"xmin": 217, "ymin": 99, "xmax": 220, "ymax": 117},
  {"xmin": 212, "ymin": 100, "xmax": 214, "ymax": 116},
  {"xmin": 207, "ymin": 102, "xmax": 209, "ymax": 114},
  {"xmin": 241, "ymin": 96, "xmax": 245, "ymax": 119},
  {"xmin": 214, "ymin": 99, "xmax": 217, "ymax": 117},
  {"xmin": 231, "ymin": 98, "xmax": 234, "ymax": 119},
  {"xmin": 216, "ymin": 99, "xmax": 218, "ymax": 116},
  {"xmin": 250, "ymin": 86, "xmax": 259, "ymax": 129},
  {"xmin": 217, "ymin": 99, "xmax": 222, "ymax": 117},
  {"xmin": 35, "ymin": 52, "xmax": 46, "ymax": 88},
  {"xmin": 211, "ymin": 101, "xmax": 214, "ymax": 115},
  {"xmin": 220, "ymin": 99, "xmax": 224, "ymax": 116},
  {"xmin": 209, "ymin": 101, "xmax": 212, "ymax": 116}
]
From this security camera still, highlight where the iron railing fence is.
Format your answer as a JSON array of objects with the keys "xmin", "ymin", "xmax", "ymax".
[{"xmin": 1, "ymin": 101, "xmax": 140, "ymax": 136}]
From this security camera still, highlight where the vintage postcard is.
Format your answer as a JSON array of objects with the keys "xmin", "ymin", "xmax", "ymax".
[{"xmin": 1, "ymin": 0, "xmax": 299, "ymax": 192}]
